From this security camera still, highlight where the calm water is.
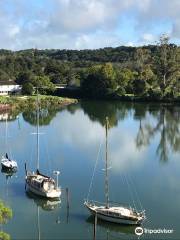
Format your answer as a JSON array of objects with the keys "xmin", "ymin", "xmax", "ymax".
[{"xmin": 0, "ymin": 101, "xmax": 180, "ymax": 240}]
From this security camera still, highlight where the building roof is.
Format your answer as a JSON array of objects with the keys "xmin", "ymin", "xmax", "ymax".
[{"xmin": 0, "ymin": 80, "xmax": 19, "ymax": 86}]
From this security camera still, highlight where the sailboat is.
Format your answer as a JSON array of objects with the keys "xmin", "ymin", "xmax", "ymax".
[
  {"xmin": 25, "ymin": 89, "xmax": 61, "ymax": 199},
  {"xmin": 84, "ymin": 117, "xmax": 145, "ymax": 225},
  {"xmin": 1, "ymin": 114, "xmax": 18, "ymax": 171}
]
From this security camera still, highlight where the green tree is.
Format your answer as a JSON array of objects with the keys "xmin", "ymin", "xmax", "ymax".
[
  {"xmin": 16, "ymin": 71, "xmax": 33, "ymax": 85},
  {"xmin": 0, "ymin": 231, "xmax": 10, "ymax": 240},
  {"xmin": 155, "ymin": 34, "xmax": 180, "ymax": 97},
  {"xmin": 0, "ymin": 200, "xmax": 12, "ymax": 240},
  {"xmin": 81, "ymin": 63, "xmax": 117, "ymax": 97},
  {"xmin": 115, "ymin": 68, "xmax": 137, "ymax": 95},
  {"xmin": 22, "ymin": 82, "xmax": 34, "ymax": 95},
  {"xmin": 132, "ymin": 48, "xmax": 155, "ymax": 96},
  {"xmin": 32, "ymin": 76, "xmax": 55, "ymax": 93}
]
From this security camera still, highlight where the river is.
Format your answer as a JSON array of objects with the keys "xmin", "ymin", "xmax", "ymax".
[{"xmin": 0, "ymin": 100, "xmax": 179, "ymax": 240}]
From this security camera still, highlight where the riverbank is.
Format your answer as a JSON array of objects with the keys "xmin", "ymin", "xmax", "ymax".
[
  {"xmin": 54, "ymin": 87, "xmax": 180, "ymax": 103},
  {"xmin": 0, "ymin": 95, "xmax": 78, "ymax": 112}
]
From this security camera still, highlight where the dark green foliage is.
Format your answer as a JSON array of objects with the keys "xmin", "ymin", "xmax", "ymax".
[
  {"xmin": 0, "ymin": 200, "xmax": 12, "ymax": 240},
  {"xmin": 22, "ymin": 82, "xmax": 34, "ymax": 95},
  {"xmin": 81, "ymin": 63, "xmax": 117, "ymax": 98},
  {"xmin": 132, "ymin": 79, "xmax": 147, "ymax": 96},
  {"xmin": 0, "ymin": 37, "xmax": 179, "ymax": 99},
  {"xmin": 16, "ymin": 71, "xmax": 33, "ymax": 84}
]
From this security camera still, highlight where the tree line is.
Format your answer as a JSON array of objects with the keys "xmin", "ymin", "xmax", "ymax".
[{"xmin": 0, "ymin": 35, "xmax": 179, "ymax": 99}]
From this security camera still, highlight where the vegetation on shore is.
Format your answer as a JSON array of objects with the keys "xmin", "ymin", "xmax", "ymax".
[
  {"xmin": 0, "ymin": 200, "xmax": 12, "ymax": 240},
  {"xmin": 0, "ymin": 95, "xmax": 77, "ymax": 112},
  {"xmin": 0, "ymin": 35, "xmax": 179, "ymax": 101}
]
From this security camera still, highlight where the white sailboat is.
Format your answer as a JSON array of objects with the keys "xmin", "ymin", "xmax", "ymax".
[
  {"xmin": 84, "ymin": 117, "xmax": 145, "ymax": 225},
  {"xmin": 1, "ymin": 154, "xmax": 18, "ymax": 171},
  {"xmin": 25, "ymin": 89, "xmax": 61, "ymax": 199},
  {"xmin": 1, "ymin": 115, "xmax": 18, "ymax": 171}
]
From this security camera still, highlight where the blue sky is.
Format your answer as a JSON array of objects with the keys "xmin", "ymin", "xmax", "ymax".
[{"xmin": 0, "ymin": 0, "xmax": 179, "ymax": 50}]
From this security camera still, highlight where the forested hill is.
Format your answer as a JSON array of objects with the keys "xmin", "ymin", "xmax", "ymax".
[
  {"xmin": 0, "ymin": 38, "xmax": 179, "ymax": 99},
  {"xmin": 0, "ymin": 45, "xmax": 147, "ymax": 85},
  {"xmin": 0, "ymin": 45, "xmax": 170, "ymax": 63}
]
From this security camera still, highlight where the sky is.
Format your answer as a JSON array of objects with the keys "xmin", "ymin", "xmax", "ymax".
[{"xmin": 0, "ymin": 0, "xmax": 180, "ymax": 50}]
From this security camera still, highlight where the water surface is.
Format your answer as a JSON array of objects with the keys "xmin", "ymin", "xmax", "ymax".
[{"xmin": 0, "ymin": 101, "xmax": 180, "ymax": 240}]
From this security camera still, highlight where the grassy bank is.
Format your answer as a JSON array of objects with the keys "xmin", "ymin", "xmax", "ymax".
[{"xmin": 0, "ymin": 95, "xmax": 78, "ymax": 112}]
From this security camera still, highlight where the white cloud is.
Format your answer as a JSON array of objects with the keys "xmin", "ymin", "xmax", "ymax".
[
  {"xmin": 0, "ymin": 0, "xmax": 179, "ymax": 49},
  {"xmin": 142, "ymin": 33, "xmax": 156, "ymax": 42}
]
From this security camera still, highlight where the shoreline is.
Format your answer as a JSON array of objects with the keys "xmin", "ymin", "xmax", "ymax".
[
  {"xmin": 54, "ymin": 88, "xmax": 180, "ymax": 104},
  {"xmin": 0, "ymin": 95, "xmax": 78, "ymax": 113}
]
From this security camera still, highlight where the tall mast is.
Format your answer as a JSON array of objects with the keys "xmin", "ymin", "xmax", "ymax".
[
  {"xmin": 5, "ymin": 115, "xmax": 8, "ymax": 153},
  {"xmin": 105, "ymin": 117, "xmax": 109, "ymax": 209},
  {"xmin": 36, "ymin": 88, "xmax": 40, "ymax": 170}
]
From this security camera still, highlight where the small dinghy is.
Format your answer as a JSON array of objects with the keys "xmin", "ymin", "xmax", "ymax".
[{"xmin": 1, "ymin": 153, "xmax": 18, "ymax": 171}]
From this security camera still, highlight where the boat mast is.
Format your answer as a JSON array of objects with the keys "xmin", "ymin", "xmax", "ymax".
[
  {"xmin": 105, "ymin": 117, "xmax": 109, "ymax": 209},
  {"xmin": 5, "ymin": 115, "xmax": 8, "ymax": 154},
  {"xmin": 36, "ymin": 88, "xmax": 40, "ymax": 170}
]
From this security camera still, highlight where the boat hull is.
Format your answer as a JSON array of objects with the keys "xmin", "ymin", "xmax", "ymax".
[
  {"xmin": 26, "ymin": 183, "xmax": 61, "ymax": 199},
  {"xmin": 85, "ymin": 203, "xmax": 143, "ymax": 225},
  {"xmin": 1, "ymin": 162, "xmax": 17, "ymax": 171},
  {"xmin": 90, "ymin": 209, "xmax": 140, "ymax": 225}
]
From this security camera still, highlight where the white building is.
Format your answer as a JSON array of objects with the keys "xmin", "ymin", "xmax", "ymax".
[{"xmin": 0, "ymin": 82, "xmax": 22, "ymax": 95}]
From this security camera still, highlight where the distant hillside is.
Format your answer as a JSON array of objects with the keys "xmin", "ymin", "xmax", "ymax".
[{"xmin": 0, "ymin": 42, "xmax": 179, "ymax": 100}]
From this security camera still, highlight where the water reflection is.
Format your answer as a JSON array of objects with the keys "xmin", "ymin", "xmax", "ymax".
[
  {"xmin": 135, "ymin": 104, "xmax": 180, "ymax": 162},
  {"xmin": 0, "ymin": 111, "xmax": 19, "ymax": 122},
  {"xmin": 86, "ymin": 216, "xmax": 136, "ymax": 238},
  {"xmin": 20, "ymin": 101, "xmax": 180, "ymax": 164},
  {"xmin": 0, "ymin": 100, "xmax": 180, "ymax": 239},
  {"xmin": 25, "ymin": 192, "xmax": 61, "ymax": 240},
  {"xmin": 22, "ymin": 108, "xmax": 59, "ymax": 126},
  {"xmin": 26, "ymin": 191, "xmax": 61, "ymax": 211},
  {"xmin": 80, "ymin": 100, "xmax": 132, "ymax": 128},
  {"xmin": 73, "ymin": 101, "xmax": 180, "ymax": 163},
  {"xmin": 1, "ymin": 168, "xmax": 17, "ymax": 178}
]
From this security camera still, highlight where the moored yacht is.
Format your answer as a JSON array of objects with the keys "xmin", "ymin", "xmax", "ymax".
[
  {"xmin": 84, "ymin": 117, "xmax": 145, "ymax": 225},
  {"xmin": 25, "ymin": 89, "xmax": 61, "ymax": 199}
]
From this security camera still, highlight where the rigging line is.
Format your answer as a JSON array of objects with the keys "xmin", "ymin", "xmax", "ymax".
[
  {"xmin": 41, "ymin": 112, "xmax": 52, "ymax": 176},
  {"xmin": 119, "ymin": 173, "xmax": 132, "ymax": 206},
  {"xmin": 144, "ymin": 215, "xmax": 152, "ymax": 225},
  {"xmin": 123, "ymin": 173, "xmax": 137, "ymax": 211},
  {"xmin": 126, "ymin": 173, "xmax": 144, "ymax": 212},
  {"xmin": 86, "ymin": 137, "xmax": 104, "ymax": 201},
  {"xmin": 6, "ymin": 118, "xmax": 13, "ymax": 159},
  {"xmin": 30, "ymin": 128, "xmax": 36, "ymax": 169},
  {"xmin": 43, "ymin": 135, "xmax": 52, "ymax": 176}
]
